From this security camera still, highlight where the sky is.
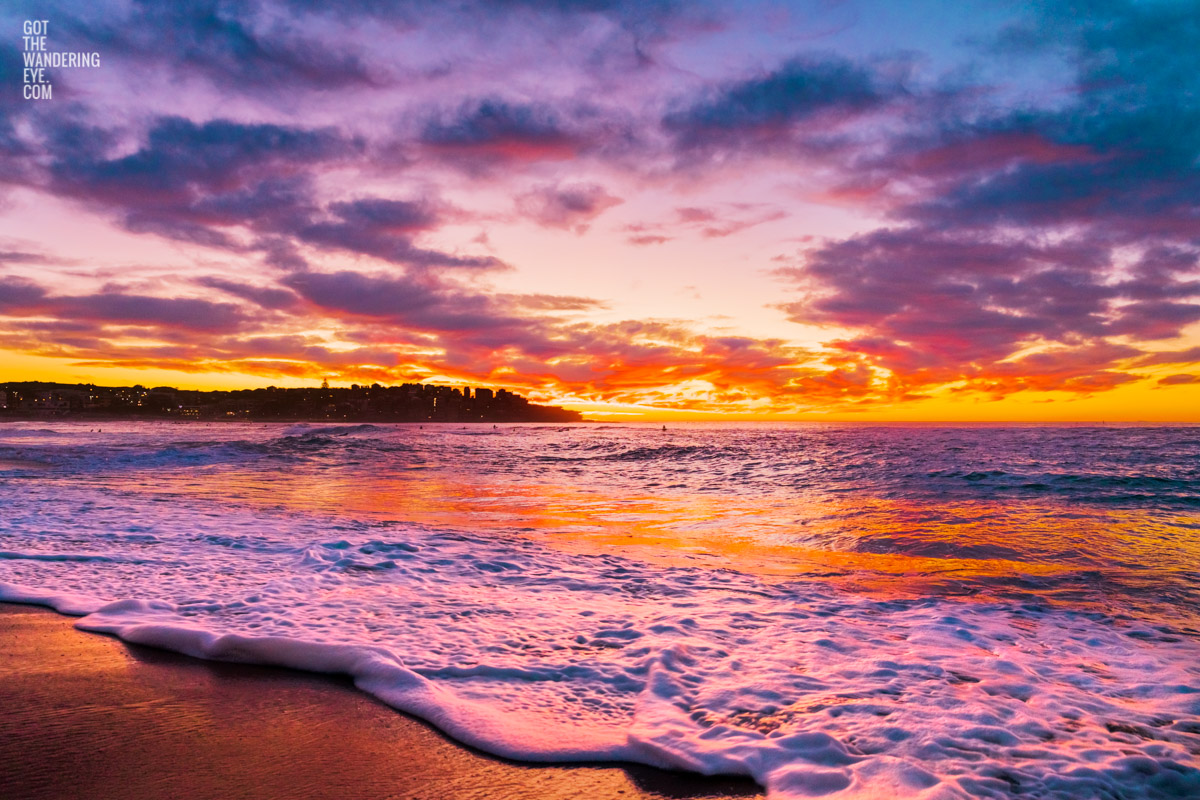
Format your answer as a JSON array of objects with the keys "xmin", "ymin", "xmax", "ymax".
[{"xmin": 1, "ymin": 0, "xmax": 1198, "ymax": 421}]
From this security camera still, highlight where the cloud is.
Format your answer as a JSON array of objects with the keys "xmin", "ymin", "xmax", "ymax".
[
  {"xmin": 53, "ymin": 118, "xmax": 351, "ymax": 196},
  {"xmin": 515, "ymin": 182, "xmax": 623, "ymax": 232},
  {"xmin": 960, "ymin": 342, "xmax": 1143, "ymax": 396},
  {"xmin": 502, "ymin": 293, "xmax": 605, "ymax": 311},
  {"xmin": 284, "ymin": 270, "xmax": 446, "ymax": 321},
  {"xmin": 0, "ymin": 250, "xmax": 56, "ymax": 265},
  {"xmin": 620, "ymin": 204, "xmax": 786, "ymax": 245},
  {"xmin": 61, "ymin": 0, "xmax": 380, "ymax": 92},
  {"xmin": 281, "ymin": 269, "xmax": 521, "ymax": 333},
  {"xmin": 36, "ymin": 115, "xmax": 501, "ymax": 269},
  {"xmin": 1157, "ymin": 374, "xmax": 1199, "ymax": 387},
  {"xmin": 2, "ymin": 258, "xmax": 904, "ymax": 412},
  {"xmin": 1135, "ymin": 347, "xmax": 1200, "ymax": 368},
  {"xmin": 297, "ymin": 197, "xmax": 502, "ymax": 268},
  {"xmin": 0, "ymin": 276, "xmax": 48, "ymax": 310},
  {"xmin": 282, "ymin": 0, "xmax": 700, "ymax": 40},
  {"xmin": 768, "ymin": 1, "xmax": 1200, "ymax": 401},
  {"xmin": 2, "ymin": 0, "xmax": 1197, "ymax": 415},
  {"xmin": 777, "ymin": 225, "xmax": 1197, "ymax": 396},
  {"xmin": 682, "ymin": 205, "xmax": 787, "ymax": 238},
  {"xmin": 664, "ymin": 54, "xmax": 904, "ymax": 159},
  {"xmin": 421, "ymin": 99, "xmax": 582, "ymax": 168},
  {"xmin": 627, "ymin": 233, "xmax": 670, "ymax": 246},
  {"xmin": 60, "ymin": 293, "xmax": 250, "ymax": 331},
  {"xmin": 0, "ymin": 277, "xmax": 250, "ymax": 332},
  {"xmin": 46, "ymin": 116, "xmax": 355, "ymax": 246},
  {"xmin": 196, "ymin": 277, "xmax": 301, "ymax": 310},
  {"xmin": 847, "ymin": 3, "xmax": 1200, "ymax": 241},
  {"xmin": 3, "ymin": 266, "xmax": 855, "ymax": 412}
]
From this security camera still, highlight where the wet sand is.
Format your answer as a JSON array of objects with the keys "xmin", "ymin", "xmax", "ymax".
[{"xmin": 0, "ymin": 604, "xmax": 762, "ymax": 800}]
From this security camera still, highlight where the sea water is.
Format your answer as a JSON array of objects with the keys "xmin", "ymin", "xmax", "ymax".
[{"xmin": 1, "ymin": 422, "xmax": 1197, "ymax": 798}]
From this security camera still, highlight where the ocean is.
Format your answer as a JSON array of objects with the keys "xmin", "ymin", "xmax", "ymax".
[{"xmin": 1, "ymin": 421, "xmax": 1198, "ymax": 798}]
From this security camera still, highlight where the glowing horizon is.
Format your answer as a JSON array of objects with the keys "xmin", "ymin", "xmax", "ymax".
[{"xmin": 2, "ymin": 1, "xmax": 1198, "ymax": 422}]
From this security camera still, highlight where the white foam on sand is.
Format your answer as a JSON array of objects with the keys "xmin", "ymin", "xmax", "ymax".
[{"xmin": 1, "ymin": 480, "xmax": 1198, "ymax": 799}]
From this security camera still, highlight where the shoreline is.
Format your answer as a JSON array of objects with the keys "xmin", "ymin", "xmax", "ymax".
[
  {"xmin": 0, "ymin": 603, "xmax": 761, "ymax": 800},
  {"xmin": 0, "ymin": 417, "xmax": 597, "ymax": 425},
  {"xmin": 3, "ymin": 417, "xmax": 1198, "ymax": 427}
]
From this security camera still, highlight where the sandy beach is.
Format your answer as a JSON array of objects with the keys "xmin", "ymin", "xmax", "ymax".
[{"xmin": 0, "ymin": 604, "xmax": 762, "ymax": 800}]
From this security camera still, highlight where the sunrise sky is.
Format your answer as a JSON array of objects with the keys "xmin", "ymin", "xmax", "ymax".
[{"xmin": 1, "ymin": 0, "xmax": 1197, "ymax": 420}]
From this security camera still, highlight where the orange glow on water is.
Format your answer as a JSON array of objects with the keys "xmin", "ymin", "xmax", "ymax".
[{"xmin": 89, "ymin": 461, "xmax": 1196, "ymax": 603}]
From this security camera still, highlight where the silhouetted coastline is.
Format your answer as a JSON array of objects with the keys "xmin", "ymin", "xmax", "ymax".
[{"xmin": 0, "ymin": 381, "xmax": 582, "ymax": 423}]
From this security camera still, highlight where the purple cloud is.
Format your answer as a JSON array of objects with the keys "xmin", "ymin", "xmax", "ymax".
[{"xmin": 515, "ymin": 183, "xmax": 623, "ymax": 232}]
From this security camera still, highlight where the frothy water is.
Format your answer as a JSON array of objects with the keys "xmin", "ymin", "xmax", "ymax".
[{"xmin": 1, "ymin": 422, "xmax": 1198, "ymax": 798}]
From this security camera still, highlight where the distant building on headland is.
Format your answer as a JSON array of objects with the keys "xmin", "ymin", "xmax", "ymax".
[{"xmin": 0, "ymin": 381, "xmax": 582, "ymax": 423}]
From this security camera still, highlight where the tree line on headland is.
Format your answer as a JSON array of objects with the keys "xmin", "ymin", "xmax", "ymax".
[{"xmin": 0, "ymin": 381, "xmax": 582, "ymax": 423}]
